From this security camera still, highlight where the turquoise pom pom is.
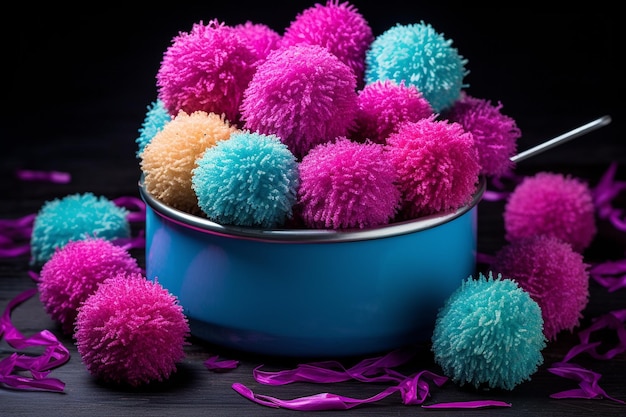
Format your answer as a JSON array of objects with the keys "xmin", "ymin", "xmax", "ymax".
[
  {"xmin": 192, "ymin": 131, "xmax": 299, "ymax": 228},
  {"xmin": 135, "ymin": 99, "xmax": 171, "ymax": 158},
  {"xmin": 30, "ymin": 193, "xmax": 130, "ymax": 266},
  {"xmin": 431, "ymin": 271, "xmax": 546, "ymax": 390},
  {"xmin": 365, "ymin": 22, "xmax": 468, "ymax": 113}
]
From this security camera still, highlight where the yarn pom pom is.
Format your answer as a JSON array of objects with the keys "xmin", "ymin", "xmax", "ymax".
[
  {"xmin": 298, "ymin": 137, "xmax": 401, "ymax": 229},
  {"xmin": 30, "ymin": 193, "xmax": 130, "ymax": 266},
  {"xmin": 141, "ymin": 110, "xmax": 237, "ymax": 214},
  {"xmin": 491, "ymin": 235, "xmax": 590, "ymax": 340},
  {"xmin": 444, "ymin": 93, "xmax": 521, "ymax": 177},
  {"xmin": 135, "ymin": 99, "xmax": 171, "ymax": 159},
  {"xmin": 350, "ymin": 79, "xmax": 433, "ymax": 144},
  {"xmin": 365, "ymin": 22, "xmax": 468, "ymax": 113},
  {"xmin": 240, "ymin": 44, "xmax": 358, "ymax": 159},
  {"xmin": 386, "ymin": 115, "xmax": 480, "ymax": 218},
  {"xmin": 156, "ymin": 19, "xmax": 258, "ymax": 122},
  {"xmin": 232, "ymin": 21, "xmax": 281, "ymax": 63},
  {"xmin": 38, "ymin": 238, "xmax": 142, "ymax": 334},
  {"xmin": 74, "ymin": 273, "xmax": 190, "ymax": 387},
  {"xmin": 503, "ymin": 171, "xmax": 597, "ymax": 252},
  {"xmin": 432, "ymin": 271, "xmax": 546, "ymax": 391},
  {"xmin": 281, "ymin": 0, "xmax": 373, "ymax": 82},
  {"xmin": 192, "ymin": 131, "xmax": 299, "ymax": 228}
]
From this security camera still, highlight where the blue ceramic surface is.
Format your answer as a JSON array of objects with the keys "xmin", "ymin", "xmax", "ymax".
[{"xmin": 140, "ymin": 177, "xmax": 484, "ymax": 357}]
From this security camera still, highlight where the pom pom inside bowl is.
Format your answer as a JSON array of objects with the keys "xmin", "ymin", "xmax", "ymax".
[{"xmin": 139, "ymin": 175, "xmax": 486, "ymax": 357}]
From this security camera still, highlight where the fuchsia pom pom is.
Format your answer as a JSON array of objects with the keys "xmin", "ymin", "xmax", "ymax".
[
  {"xmin": 232, "ymin": 21, "xmax": 281, "ymax": 63},
  {"xmin": 386, "ymin": 115, "xmax": 480, "ymax": 218},
  {"xmin": 282, "ymin": 0, "xmax": 373, "ymax": 82},
  {"xmin": 156, "ymin": 19, "xmax": 258, "ymax": 122},
  {"xmin": 491, "ymin": 234, "xmax": 590, "ymax": 340},
  {"xmin": 75, "ymin": 273, "xmax": 190, "ymax": 387},
  {"xmin": 38, "ymin": 238, "xmax": 142, "ymax": 335},
  {"xmin": 444, "ymin": 93, "xmax": 521, "ymax": 177},
  {"xmin": 240, "ymin": 44, "xmax": 358, "ymax": 159},
  {"xmin": 351, "ymin": 79, "xmax": 433, "ymax": 144},
  {"xmin": 298, "ymin": 137, "xmax": 401, "ymax": 229},
  {"xmin": 504, "ymin": 171, "xmax": 597, "ymax": 252}
]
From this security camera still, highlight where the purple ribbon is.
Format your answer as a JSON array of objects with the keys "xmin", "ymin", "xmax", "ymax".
[
  {"xmin": 593, "ymin": 162, "xmax": 626, "ymax": 231},
  {"xmin": 0, "ymin": 214, "xmax": 35, "ymax": 258},
  {"xmin": 204, "ymin": 355, "xmax": 239, "ymax": 372},
  {"xmin": 590, "ymin": 259, "xmax": 626, "ymax": 292},
  {"xmin": 15, "ymin": 169, "xmax": 71, "ymax": 184}
]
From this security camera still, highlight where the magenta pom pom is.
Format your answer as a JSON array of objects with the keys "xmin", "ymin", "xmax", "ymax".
[
  {"xmin": 75, "ymin": 273, "xmax": 190, "ymax": 387},
  {"xmin": 38, "ymin": 238, "xmax": 142, "ymax": 335},
  {"xmin": 444, "ymin": 93, "xmax": 521, "ymax": 177},
  {"xmin": 156, "ymin": 19, "xmax": 258, "ymax": 122},
  {"xmin": 240, "ymin": 44, "xmax": 358, "ymax": 159},
  {"xmin": 350, "ymin": 79, "xmax": 433, "ymax": 144},
  {"xmin": 504, "ymin": 171, "xmax": 597, "ymax": 252},
  {"xmin": 386, "ymin": 115, "xmax": 480, "ymax": 218},
  {"xmin": 298, "ymin": 137, "xmax": 401, "ymax": 229},
  {"xmin": 491, "ymin": 235, "xmax": 590, "ymax": 340},
  {"xmin": 232, "ymin": 21, "xmax": 282, "ymax": 63},
  {"xmin": 282, "ymin": 0, "xmax": 373, "ymax": 83}
]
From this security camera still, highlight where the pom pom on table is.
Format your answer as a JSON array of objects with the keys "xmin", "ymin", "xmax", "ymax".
[
  {"xmin": 141, "ymin": 110, "xmax": 237, "ymax": 215},
  {"xmin": 490, "ymin": 234, "xmax": 590, "ymax": 341},
  {"xmin": 38, "ymin": 238, "xmax": 142, "ymax": 335},
  {"xmin": 386, "ymin": 115, "xmax": 480, "ymax": 218},
  {"xmin": 135, "ymin": 99, "xmax": 171, "ymax": 159},
  {"xmin": 281, "ymin": 0, "xmax": 374, "ymax": 83},
  {"xmin": 240, "ymin": 44, "xmax": 358, "ymax": 159},
  {"xmin": 156, "ymin": 19, "xmax": 258, "ymax": 123},
  {"xmin": 365, "ymin": 22, "xmax": 468, "ymax": 113},
  {"xmin": 443, "ymin": 93, "xmax": 521, "ymax": 177},
  {"xmin": 232, "ymin": 21, "xmax": 282, "ymax": 63},
  {"xmin": 30, "ymin": 193, "xmax": 130, "ymax": 266},
  {"xmin": 297, "ymin": 137, "xmax": 401, "ymax": 229},
  {"xmin": 192, "ymin": 131, "xmax": 299, "ymax": 228},
  {"xmin": 74, "ymin": 273, "xmax": 190, "ymax": 387},
  {"xmin": 432, "ymin": 271, "xmax": 546, "ymax": 391},
  {"xmin": 503, "ymin": 171, "xmax": 597, "ymax": 252},
  {"xmin": 350, "ymin": 79, "xmax": 433, "ymax": 144}
]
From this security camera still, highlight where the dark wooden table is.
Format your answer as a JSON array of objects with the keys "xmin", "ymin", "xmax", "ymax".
[{"xmin": 3, "ymin": 3, "xmax": 625, "ymax": 416}]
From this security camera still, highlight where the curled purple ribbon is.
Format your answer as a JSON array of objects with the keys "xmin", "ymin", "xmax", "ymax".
[
  {"xmin": 204, "ymin": 355, "xmax": 239, "ymax": 372},
  {"xmin": 590, "ymin": 260, "xmax": 626, "ymax": 292},
  {"xmin": 15, "ymin": 169, "xmax": 71, "ymax": 184},
  {"xmin": 593, "ymin": 162, "xmax": 626, "ymax": 231},
  {"xmin": 0, "ymin": 214, "xmax": 35, "ymax": 258}
]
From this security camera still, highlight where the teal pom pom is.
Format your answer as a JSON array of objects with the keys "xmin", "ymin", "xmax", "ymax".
[
  {"xmin": 192, "ymin": 131, "xmax": 299, "ymax": 228},
  {"xmin": 432, "ymin": 271, "xmax": 546, "ymax": 390},
  {"xmin": 135, "ymin": 99, "xmax": 171, "ymax": 158},
  {"xmin": 365, "ymin": 22, "xmax": 468, "ymax": 113},
  {"xmin": 30, "ymin": 193, "xmax": 131, "ymax": 266}
]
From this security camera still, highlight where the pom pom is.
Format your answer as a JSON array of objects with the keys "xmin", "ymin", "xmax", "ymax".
[
  {"xmin": 156, "ymin": 19, "xmax": 258, "ymax": 122},
  {"xmin": 74, "ymin": 273, "xmax": 190, "ymax": 387},
  {"xmin": 135, "ymin": 99, "xmax": 171, "ymax": 159},
  {"xmin": 386, "ymin": 115, "xmax": 480, "ymax": 218},
  {"xmin": 365, "ymin": 22, "xmax": 468, "ymax": 113},
  {"xmin": 432, "ymin": 272, "xmax": 546, "ymax": 391},
  {"xmin": 297, "ymin": 137, "xmax": 401, "ymax": 229},
  {"xmin": 140, "ymin": 110, "xmax": 237, "ymax": 214},
  {"xmin": 232, "ymin": 21, "xmax": 282, "ymax": 63},
  {"xmin": 281, "ymin": 0, "xmax": 373, "ymax": 82},
  {"xmin": 350, "ymin": 79, "xmax": 433, "ymax": 144},
  {"xmin": 30, "ymin": 193, "xmax": 130, "ymax": 266},
  {"xmin": 240, "ymin": 44, "xmax": 358, "ymax": 159},
  {"xmin": 491, "ymin": 235, "xmax": 590, "ymax": 340},
  {"xmin": 503, "ymin": 171, "xmax": 597, "ymax": 252},
  {"xmin": 443, "ymin": 93, "xmax": 521, "ymax": 177},
  {"xmin": 38, "ymin": 238, "xmax": 142, "ymax": 334},
  {"xmin": 192, "ymin": 131, "xmax": 299, "ymax": 228}
]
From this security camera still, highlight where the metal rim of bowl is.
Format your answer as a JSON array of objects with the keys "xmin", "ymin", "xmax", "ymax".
[{"xmin": 138, "ymin": 175, "xmax": 486, "ymax": 244}]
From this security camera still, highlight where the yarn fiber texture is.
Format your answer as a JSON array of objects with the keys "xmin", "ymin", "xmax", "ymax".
[{"xmin": 135, "ymin": 99, "xmax": 171, "ymax": 159}]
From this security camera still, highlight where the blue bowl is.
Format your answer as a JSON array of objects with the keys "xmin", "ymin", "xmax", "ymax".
[{"xmin": 139, "ymin": 177, "xmax": 485, "ymax": 357}]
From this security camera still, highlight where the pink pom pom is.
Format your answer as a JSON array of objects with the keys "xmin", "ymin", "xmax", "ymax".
[
  {"xmin": 491, "ymin": 234, "xmax": 590, "ymax": 340},
  {"xmin": 298, "ymin": 137, "xmax": 401, "ymax": 229},
  {"xmin": 156, "ymin": 19, "xmax": 258, "ymax": 123},
  {"xmin": 504, "ymin": 171, "xmax": 597, "ymax": 252},
  {"xmin": 386, "ymin": 115, "xmax": 480, "ymax": 218},
  {"xmin": 38, "ymin": 238, "xmax": 142, "ymax": 334},
  {"xmin": 232, "ymin": 21, "xmax": 282, "ymax": 63},
  {"xmin": 444, "ymin": 93, "xmax": 521, "ymax": 177},
  {"xmin": 282, "ymin": 0, "xmax": 373, "ymax": 82},
  {"xmin": 75, "ymin": 273, "xmax": 190, "ymax": 387},
  {"xmin": 240, "ymin": 44, "xmax": 358, "ymax": 159},
  {"xmin": 351, "ymin": 80, "xmax": 433, "ymax": 144}
]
